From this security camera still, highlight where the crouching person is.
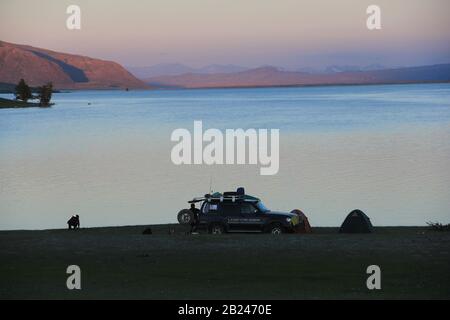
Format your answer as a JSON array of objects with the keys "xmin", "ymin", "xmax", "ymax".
[{"xmin": 68, "ymin": 214, "xmax": 80, "ymax": 230}]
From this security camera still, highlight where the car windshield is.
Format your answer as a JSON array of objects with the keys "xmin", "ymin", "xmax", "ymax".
[{"xmin": 256, "ymin": 201, "xmax": 269, "ymax": 212}]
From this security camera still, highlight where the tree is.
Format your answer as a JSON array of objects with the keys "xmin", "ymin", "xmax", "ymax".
[
  {"xmin": 15, "ymin": 79, "xmax": 32, "ymax": 102},
  {"xmin": 37, "ymin": 82, "xmax": 53, "ymax": 107}
]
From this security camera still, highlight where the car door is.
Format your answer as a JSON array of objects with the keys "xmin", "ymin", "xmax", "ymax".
[
  {"xmin": 239, "ymin": 202, "xmax": 265, "ymax": 232},
  {"xmin": 218, "ymin": 202, "xmax": 241, "ymax": 231},
  {"xmin": 199, "ymin": 202, "xmax": 221, "ymax": 230}
]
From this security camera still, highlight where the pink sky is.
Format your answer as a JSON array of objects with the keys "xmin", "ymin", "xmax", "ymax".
[{"xmin": 1, "ymin": 0, "xmax": 449, "ymax": 68}]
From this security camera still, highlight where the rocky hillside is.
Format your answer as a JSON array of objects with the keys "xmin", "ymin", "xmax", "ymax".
[{"xmin": 0, "ymin": 41, "xmax": 149, "ymax": 89}]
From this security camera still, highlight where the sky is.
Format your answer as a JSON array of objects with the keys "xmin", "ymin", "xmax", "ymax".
[{"xmin": 1, "ymin": 0, "xmax": 449, "ymax": 69}]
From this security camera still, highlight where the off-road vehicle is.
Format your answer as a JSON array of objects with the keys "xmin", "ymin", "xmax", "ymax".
[{"xmin": 177, "ymin": 187, "xmax": 300, "ymax": 234}]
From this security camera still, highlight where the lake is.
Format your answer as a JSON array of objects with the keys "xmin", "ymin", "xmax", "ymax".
[{"xmin": 1, "ymin": 83, "xmax": 450, "ymax": 230}]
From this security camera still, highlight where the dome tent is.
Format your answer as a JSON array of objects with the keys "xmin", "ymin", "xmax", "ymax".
[
  {"xmin": 290, "ymin": 209, "xmax": 312, "ymax": 233},
  {"xmin": 339, "ymin": 209, "xmax": 373, "ymax": 233}
]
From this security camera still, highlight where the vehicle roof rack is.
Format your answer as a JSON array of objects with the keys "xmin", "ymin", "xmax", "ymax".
[
  {"xmin": 188, "ymin": 187, "xmax": 259, "ymax": 204},
  {"xmin": 188, "ymin": 195, "xmax": 242, "ymax": 203}
]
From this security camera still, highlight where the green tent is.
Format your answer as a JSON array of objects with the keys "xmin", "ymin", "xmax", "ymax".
[{"xmin": 339, "ymin": 209, "xmax": 373, "ymax": 233}]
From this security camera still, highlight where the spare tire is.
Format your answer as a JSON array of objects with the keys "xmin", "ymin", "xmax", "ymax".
[{"xmin": 177, "ymin": 209, "xmax": 194, "ymax": 225}]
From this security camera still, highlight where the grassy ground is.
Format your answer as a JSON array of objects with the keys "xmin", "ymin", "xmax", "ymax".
[{"xmin": 0, "ymin": 225, "xmax": 449, "ymax": 299}]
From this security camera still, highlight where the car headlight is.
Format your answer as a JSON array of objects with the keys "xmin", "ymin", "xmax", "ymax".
[{"xmin": 286, "ymin": 217, "xmax": 292, "ymax": 223}]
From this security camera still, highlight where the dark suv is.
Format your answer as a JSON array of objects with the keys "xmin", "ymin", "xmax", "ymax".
[{"xmin": 177, "ymin": 188, "xmax": 299, "ymax": 234}]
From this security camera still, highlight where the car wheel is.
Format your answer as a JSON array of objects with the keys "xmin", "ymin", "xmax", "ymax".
[
  {"xmin": 210, "ymin": 224, "xmax": 224, "ymax": 235},
  {"xmin": 269, "ymin": 224, "xmax": 283, "ymax": 235},
  {"xmin": 177, "ymin": 209, "xmax": 193, "ymax": 225}
]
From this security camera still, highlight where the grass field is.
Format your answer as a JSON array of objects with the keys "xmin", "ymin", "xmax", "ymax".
[{"xmin": 0, "ymin": 225, "xmax": 449, "ymax": 299}]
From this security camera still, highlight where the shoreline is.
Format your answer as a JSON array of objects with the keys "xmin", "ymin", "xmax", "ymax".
[
  {"xmin": 0, "ymin": 97, "xmax": 52, "ymax": 109},
  {"xmin": 146, "ymin": 80, "xmax": 450, "ymax": 91},
  {"xmin": 1, "ymin": 80, "xmax": 449, "ymax": 94}
]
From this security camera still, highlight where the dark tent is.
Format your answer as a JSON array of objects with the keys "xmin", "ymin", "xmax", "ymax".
[{"xmin": 339, "ymin": 209, "xmax": 373, "ymax": 233}]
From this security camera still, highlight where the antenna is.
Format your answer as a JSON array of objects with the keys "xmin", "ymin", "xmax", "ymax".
[{"xmin": 209, "ymin": 174, "xmax": 213, "ymax": 194}]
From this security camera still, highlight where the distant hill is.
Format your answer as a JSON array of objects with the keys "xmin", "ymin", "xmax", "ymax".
[
  {"xmin": 127, "ymin": 63, "xmax": 248, "ymax": 78},
  {"xmin": 146, "ymin": 64, "xmax": 450, "ymax": 89},
  {"xmin": 0, "ymin": 82, "xmax": 15, "ymax": 93},
  {"xmin": 0, "ymin": 41, "xmax": 149, "ymax": 89},
  {"xmin": 127, "ymin": 63, "xmax": 196, "ymax": 78},
  {"xmin": 197, "ymin": 64, "xmax": 249, "ymax": 74},
  {"xmin": 323, "ymin": 64, "xmax": 386, "ymax": 73},
  {"xmin": 294, "ymin": 64, "xmax": 387, "ymax": 74}
]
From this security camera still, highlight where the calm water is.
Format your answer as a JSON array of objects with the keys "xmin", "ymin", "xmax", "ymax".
[{"xmin": 1, "ymin": 84, "xmax": 450, "ymax": 229}]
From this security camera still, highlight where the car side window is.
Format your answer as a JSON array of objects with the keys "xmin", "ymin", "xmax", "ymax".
[
  {"xmin": 240, "ymin": 203, "xmax": 256, "ymax": 215},
  {"xmin": 219, "ymin": 203, "xmax": 240, "ymax": 216},
  {"xmin": 202, "ymin": 203, "xmax": 219, "ymax": 214}
]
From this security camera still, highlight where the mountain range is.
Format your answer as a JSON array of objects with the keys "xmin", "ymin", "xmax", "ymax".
[
  {"xmin": 127, "ymin": 63, "xmax": 248, "ymax": 78},
  {"xmin": 146, "ymin": 64, "xmax": 450, "ymax": 89},
  {"xmin": 127, "ymin": 63, "xmax": 388, "ymax": 79},
  {"xmin": 1, "ymin": 40, "xmax": 449, "ymax": 90},
  {"xmin": 0, "ymin": 41, "xmax": 148, "ymax": 89}
]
